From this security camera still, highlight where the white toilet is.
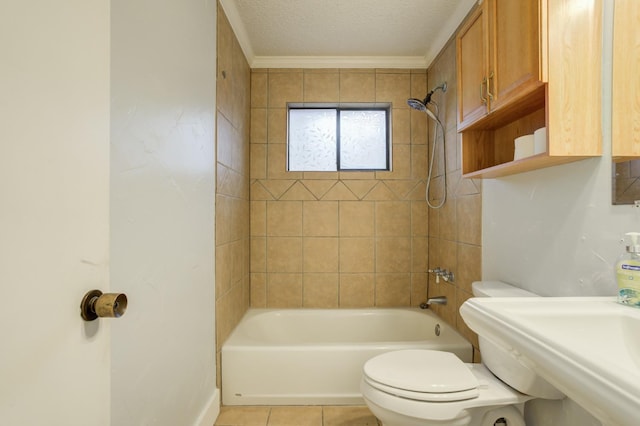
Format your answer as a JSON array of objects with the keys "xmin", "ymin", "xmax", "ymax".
[{"xmin": 360, "ymin": 281, "xmax": 564, "ymax": 426}]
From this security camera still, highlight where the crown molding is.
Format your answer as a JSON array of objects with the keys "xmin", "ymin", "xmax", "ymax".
[{"xmin": 250, "ymin": 55, "xmax": 429, "ymax": 69}]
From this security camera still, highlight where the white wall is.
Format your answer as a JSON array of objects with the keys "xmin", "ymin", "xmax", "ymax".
[
  {"xmin": 110, "ymin": 1, "xmax": 218, "ymax": 425},
  {"xmin": 483, "ymin": 2, "xmax": 625, "ymax": 297},
  {"xmin": 483, "ymin": 3, "xmax": 626, "ymax": 424}
]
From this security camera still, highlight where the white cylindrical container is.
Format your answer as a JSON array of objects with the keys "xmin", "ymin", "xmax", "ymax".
[
  {"xmin": 514, "ymin": 134, "xmax": 534, "ymax": 160},
  {"xmin": 534, "ymin": 127, "xmax": 547, "ymax": 154}
]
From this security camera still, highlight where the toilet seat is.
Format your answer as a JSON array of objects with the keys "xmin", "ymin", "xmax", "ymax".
[{"xmin": 362, "ymin": 350, "xmax": 480, "ymax": 402}]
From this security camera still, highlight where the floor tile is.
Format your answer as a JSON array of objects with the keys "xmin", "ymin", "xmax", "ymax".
[
  {"xmin": 267, "ymin": 406, "xmax": 323, "ymax": 426},
  {"xmin": 215, "ymin": 406, "xmax": 270, "ymax": 426},
  {"xmin": 322, "ymin": 406, "xmax": 380, "ymax": 426}
]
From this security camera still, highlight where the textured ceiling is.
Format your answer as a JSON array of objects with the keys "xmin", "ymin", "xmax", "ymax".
[{"xmin": 219, "ymin": 0, "xmax": 477, "ymax": 68}]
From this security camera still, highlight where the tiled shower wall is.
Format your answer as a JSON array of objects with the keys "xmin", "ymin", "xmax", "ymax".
[
  {"xmin": 249, "ymin": 68, "xmax": 432, "ymax": 308},
  {"xmin": 425, "ymin": 38, "xmax": 482, "ymax": 357},
  {"xmin": 215, "ymin": 2, "xmax": 251, "ymax": 382}
]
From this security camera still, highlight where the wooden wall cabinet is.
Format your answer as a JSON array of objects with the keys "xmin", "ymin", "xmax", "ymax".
[
  {"xmin": 457, "ymin": 0, "xmax": 542, "ymax": 131},
  {"xmin": 457, "ymin": 0, "xmax": 602, "ymax": 179},
  {"xmin": 612, "ymin": 0, "xmax": 640, "ymax": 159}
]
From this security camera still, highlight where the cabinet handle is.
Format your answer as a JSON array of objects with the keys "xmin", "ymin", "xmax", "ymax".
[
  {"xmin": 487, "ymin": 71, "xmax": 494, "ymax": 100},
  {"xmin": 480, "ymin": 77, "xmax": 487, "ymax": 104}
]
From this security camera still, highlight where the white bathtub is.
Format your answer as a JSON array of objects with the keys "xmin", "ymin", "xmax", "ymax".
[{"xmin": 221, "ymin": 308, "xmax": 473, "ymax": 405}]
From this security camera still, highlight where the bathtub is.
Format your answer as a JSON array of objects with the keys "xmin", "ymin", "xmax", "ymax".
[{"xmin": 221, "ymin": 308, "xmax": 472, "ymax": 405}]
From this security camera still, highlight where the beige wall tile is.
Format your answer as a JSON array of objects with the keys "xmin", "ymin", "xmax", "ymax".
[
  {"xmin": 267, "ymin": 108, "xmax": 287, "ymax": 144},
  {"xmin": 266, "ymin": 237, "xmax": 302, "ymax": 272},
  {"xmin": 250, "ymin": 201, "xmax": 266, "ymax": 236},
  {"xmin": 215, "ymin": 4, "xmax": 252, "ymax": 386},
  {"xmin": 216, "ymin": 163, "xmax": 246, "ymax": 198},
  {"xmin": 251, "ymin": 72, "xmax": 268, "ymax": 108},
  {"xmin": 411, "ymin": 272, "xmax": 428, "ymax": 307},
  {"xmin": 410, "ymin": 70, "xmax": 428, "ymax": 99},
  {"xmin": 304, "ymin": 72, "xmax": 339, "ymax": 102},
  {"xmin": 411, "ymin": 109, "xmax": 428, "ymax": 145},
  {"xmin": 438, "ymin": 198, "xmax": 457, "ymax": 240},
  {"xmin": 229, "ymin": 239, "xmax": 244, "ymax": 284},
  {"xmin": 268, "ymin": 72, "xmax": 303, "ymax": 108},
  {"xmin": 250, "ymin": 143, "xmax": 267, "ymax": 179},
  {"xmin": 412, "ymin": 237, "xmax": 429, "ymax": 273},
  {"xmin": 303, "ymin": 273, "xmax": 339, "ymax": 308},
  {"xmin": 457, "ymin": 243, "xmax": 481, "ymax": 294},
  {"xmin": 267, "ymin": 273, "xmax": 303, "ymax": 308},
  {"xmin": 439, "ymin": 238, "xmax": 457, "ymax": 273},
  {"xmin": 250, "ymin": 108, "xmax": 267, "ymax": 143},
  {"xmin": 303, "ymin": 237, "xmax": 339, "ymax": 272},
  {"xmin": 376, "ymin": 237, "xmax": 411, "ymax": 273},
  {"xmin": 411, "ymin": 144, "xmax": 428, "ymax": 179},
  {"xmin": 392, "ymin": 109, "xmax": 411, "ymax": 144},
  {"xmin": 457, "ymin": 194, "xmax": 481, "ymax": 245},
  {"xmin": 267, "ymin": 200, "xmax": 302, "ymax": 236},
  {"xmin": 339, "ymin": 238, "xmax": 374, "ymax": 273},
  {"xmin": 280, "ymin": 181, "xmax": 316, "ymax": 200},
  {"xmin": 267, "ymin": 144, "xmax": 303, "ymax": 180},
  {"xmin": 339, "ymin": 201, "xmax": 374, "ymax": 237},
  {"xmin": 339, "ymin": 72, "xmax": 376, "ymax": 102},
  {"xmin": 215, "ymin": 242, "xmax": 232, "ymax": 296},
  {"xmin": 375, "ymin": 201, "xmax": 410, "ymax": 237},
  {"xmin": 376, "ymin": 273, "xmax": 411, "ymax": 306},
  {"xmin": 375, "ymin": 73, "xmax": 411, "ymax": 108},
  {"xmin": 321, "ymin": 181, "xmax": 358, "ymax": 200},
  {"xmin": 250, "ymin": 273, "xmax": 266, "ymax": 307},
  {"xmin": 215, "ymin": 194, "xmax": 233, "ymax": 244},
  {"xmin": 303, "ymin": 171, "xmax": 339, "ymax": 180},
  {"xmin": 303, "ymin": 201, "xmax": 339, "ymax": 236},
  {"xmin": 407, "ymin": 180, "xmax": 427, "ymax": 201},
  {"xmin": 250, "ymin": 237, "xmax": 266, "ymax": 272},
  {"xmin": 411, "ymin": 201, "xmax": 428, "ymax": 236},
  {"xmin": 339, "ymin": 273, "xmax": 375, "ymax": 307},
  {"xmin": 248, "ymin": 59, "xmax": 481, "ymax": 322}
]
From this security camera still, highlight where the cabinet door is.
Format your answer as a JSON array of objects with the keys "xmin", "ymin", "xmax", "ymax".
[
  {"xmin": 488, "ymin": 0, "xmax": 541, "ymax": 112},
  {"xmin": 456, "ymin": 4, "xmax": 489, "ymax": 130},
  {"xmin": 612, "ymin": 0, "xmax": 640, "ymax": 158}
]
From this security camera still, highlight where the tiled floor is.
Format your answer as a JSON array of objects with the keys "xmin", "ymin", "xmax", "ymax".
[{"xmin": 215, "ymin": 405, "xmax": 380, "ymax": 426}]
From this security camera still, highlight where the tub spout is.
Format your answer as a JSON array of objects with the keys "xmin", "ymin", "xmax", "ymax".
[{"xmin": 419, "ymin": 296, "xmax": 447, "ymax": 309}]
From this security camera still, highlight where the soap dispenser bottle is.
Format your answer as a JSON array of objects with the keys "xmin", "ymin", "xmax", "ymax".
[{"xmin": 616, "ymin": 232, "xmax": 640, "ymax": 307}]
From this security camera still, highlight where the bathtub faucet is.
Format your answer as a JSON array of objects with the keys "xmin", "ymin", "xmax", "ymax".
[{"xmin": 419, "ymin": 296, "xmax": 447, "ymax": 309}]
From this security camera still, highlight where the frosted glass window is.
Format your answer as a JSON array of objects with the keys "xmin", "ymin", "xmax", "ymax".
[
  {"xmin": 287, "ymin": 106, "xmax": 390, "ymax": 172},
  {"xmin": 340, "ymin": 110, "xmax": 387, "ymax": 170},
  {"xmin": 288, "ymin": 109, "xmax": 337, "ymax": 171}
]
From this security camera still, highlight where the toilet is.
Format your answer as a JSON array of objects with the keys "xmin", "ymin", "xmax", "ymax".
[{"xmin": 360, "ymin": 281, "xmax": 564, "ymax": 426}]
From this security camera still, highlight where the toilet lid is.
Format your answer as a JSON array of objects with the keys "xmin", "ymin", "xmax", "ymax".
[{"xmin": 363, "ymin": 350, "xmax": 479, "ymax": 400}]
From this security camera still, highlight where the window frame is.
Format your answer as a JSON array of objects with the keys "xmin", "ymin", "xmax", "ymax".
[{"xmin": 286, "ymin": 103, "xmax": 392, "ymax": 172}]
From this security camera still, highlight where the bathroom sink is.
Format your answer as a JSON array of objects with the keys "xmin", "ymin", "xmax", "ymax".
[{"xmin": 460, "ymin": 297, "xmax": 640, "ymax": 426}]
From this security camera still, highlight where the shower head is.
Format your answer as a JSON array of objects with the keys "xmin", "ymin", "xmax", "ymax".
[
  {"xmin": 407, "ymin": 97, "xmax": 428, "ymax": 112},
  {"xmin": 407, "ymin": 82, "xmax": 447, "ymax": 121},
  {"xmin": 407, "ymin": 97, "xmax": 438, "ymax": 121}
]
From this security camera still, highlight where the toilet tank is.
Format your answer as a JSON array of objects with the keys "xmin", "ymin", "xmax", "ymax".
[
  {"xmin": 471, "ymin": 281, "xmax": 564, "ymax": 400},
  {"xmin": 472, "ymin": 281, "xmax": 537, "ymax": 298}
]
